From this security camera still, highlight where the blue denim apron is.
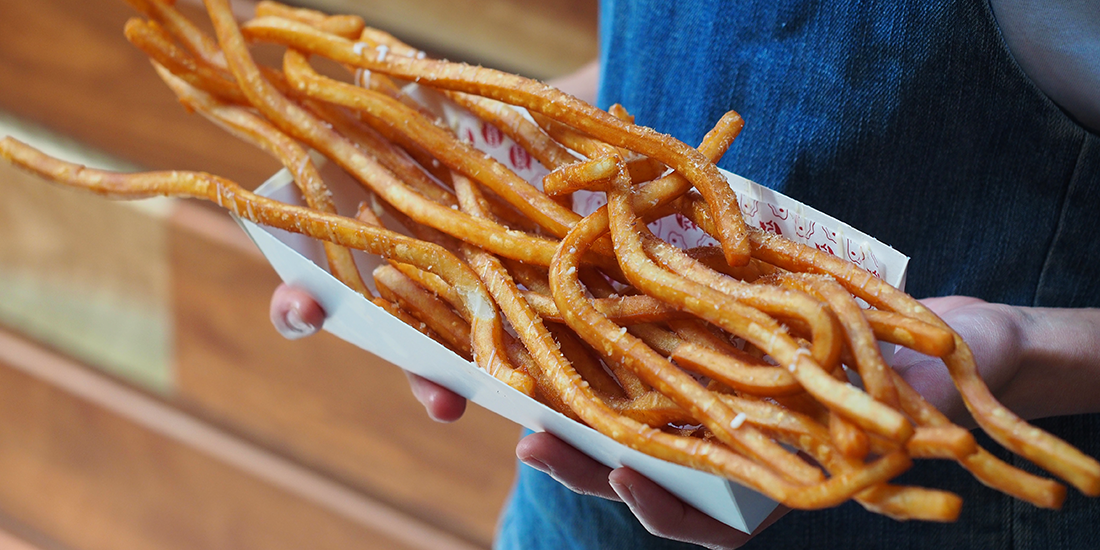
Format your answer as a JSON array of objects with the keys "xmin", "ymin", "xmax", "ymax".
[{"xmin": 497, "ymin": 1, "xmax": 1100, "ymax": 548}]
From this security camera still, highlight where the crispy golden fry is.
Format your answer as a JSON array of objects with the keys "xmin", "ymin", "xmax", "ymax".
[
  {"xmin": 612, "ymin": 172, "xmax": 911, "ymax": 442},
  {"xmin": 864, "ymin": 309, "xmax": 955, "ymax": 357},
  {"xmin": 903, "ymin": 426, "xmax": 979, "ymax": 460},
  {"xmin": 618, "ymin": 384, "xmax": 957, "ymax": 520},
  {"xmin": 631, "ymin": 323, "xmax": 803, "ymax": 397},
  {"xmin": 240, "ymin": 16, "xmax": 753, "ymax": 265},
  {"xmin": 282, "ymin": 49, "xmax": 584, "ymax": 240},
  {"xmin": 752, "ymin": 229, "xmax": 1100, "ymax": 496},
  {"xmin": 771, "ymin": 273, "xmax": 900, "ymax": 408},
  {"xmin": 125, "ymin": 18, "xmax": 247, "ymax": 104},
  {"xmin": 556, "ymin": 177, "xmax": 830, "ymax": 485},
  {"xmin": 346, "ymin": 27, "xmax": 580, "ymax": 174},
  {"xmin": 543, "ymin": 155, "xmax": 617, "ymax": 197},
  {"xmin": 643, "ymin": 235, "xmax": 844, "ymax": 371},
  {"xmin": 311, "ymin": 100, "xmax": 461, "ymax": 208},
  {"xmin": 374, "ymin": 264, "xmax": 472, "ymax": 359},
  {"xmin": 213, "ymin": 1, "xmax": 620, "ymax": 270},
  {"xmin": 450, "ymin": 92, "xmax": 579, "ymax": 170},
  {"xmin": 455, "ymin": 156, "xmax": 902, "ymax": 505},
  {"xmin": 682, "ymin": 246, "xmax": 771, "ymax": 281},
  {"xmin": 522, "ymin": 290, "xmax": 687, "ymax": 325},
  {"xmin": 123, "ymin": 0, "xmax": 226, "ymax": 68},
  {"xmin": 551, "ymin": 182, "xmax": 916, "ymax": 503},
  {"xmin": 156, "ymin": 65, "xmax": 372, "ymax": 298},
  {"xmin": 531, "ymin": 111, "xmax": 618, "ymax": 158},
  {"xmin": 255, "ymin": 0, "xmax": 365, "ymax": 39}
]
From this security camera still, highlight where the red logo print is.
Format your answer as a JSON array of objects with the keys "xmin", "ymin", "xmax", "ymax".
[
  {"xmin": 739, "ymin": 196, "xmax": 759, "ymax": 218},
  {"xmin": 666, "ymin": 230, "xmax": 687, "ymax": 249},
  {"xmin": 509, "ymin": 145, "xmax": 532, "ymax": 171},
  {"xmin": 794, "ymin": 215, "xmax": 815, "ymax": 239},
  {"xmin": 482, "ymin": 123, "xmax": 504, "ymax": 147},
  {"xmin": 846, "ymin": 238, "xmax": 865, "ymax": 264},
  {"xmin": 675, "ymin": 213, "xmax": 698, "ymax": 231},
  {"xmin": 759, "ymin": 219, "xmax": 782, "ymax": 235},
  {"xmin": 865, "ymin": 249, "xmax": 883, "ymax": 279},
  {"xmin": 769, "ymin": 204, "xmax": 789, "ymax": 220}
]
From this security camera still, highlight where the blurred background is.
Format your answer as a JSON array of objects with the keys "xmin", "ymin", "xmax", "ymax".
[{"xmin": 0, "ymin": 0, "xmax": 596, "ymax": 548}]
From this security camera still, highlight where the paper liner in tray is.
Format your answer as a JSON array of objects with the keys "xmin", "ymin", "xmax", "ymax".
[{"xmin": 234, "ymin": 98, "xmax": 908, "ymax": 533}]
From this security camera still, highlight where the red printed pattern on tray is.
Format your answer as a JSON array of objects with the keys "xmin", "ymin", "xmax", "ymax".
[
  {"xmin": 575, "ymin": 190, "xmax": 885, "ymax": 279},
  {"xmin": 453, "ymin": 112, "xmax": 547, "ymax": 183},
  {"xmin": 441, "ymin": 105, "xmax": 886, "ymax": 279}
]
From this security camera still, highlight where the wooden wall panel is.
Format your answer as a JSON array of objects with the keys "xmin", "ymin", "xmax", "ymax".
[
  {"xmin": 0, "ymin": 330, "xmax": 478, "ymax": 550},
  {"xmin": 0, "ymin": 0, "xmax": 597, "ymax": 185},
  {"xmin": 0, "ymin": 0, "xmax": 589, "ymax": 546},
  {"xmin": 296, "ymin": 0, "xmax": 599, "ymax": 78},
  {"xmin": 0, "ymin": 0, "xmax": 282, "ymax": 184},
  {"xmin": 169, "ymin": 203, "xmax": 520, "ymax": 548},
  {"xmin": 0, "ymin": 161, "xmax": 171, "ymax": 392}
]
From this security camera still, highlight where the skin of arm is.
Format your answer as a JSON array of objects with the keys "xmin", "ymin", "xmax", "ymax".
[
  {"xmin": 894, "ymin": 297, "xmax": 1100, "ymax": 426},
  {"xmin": 549, "ymin": 59, "xmax": 600, "ymax": 105}
]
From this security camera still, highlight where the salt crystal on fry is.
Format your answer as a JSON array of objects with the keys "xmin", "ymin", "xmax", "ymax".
[{"xmin": 730, "ymin": 413, "xmax": 747, "ymax": 430}]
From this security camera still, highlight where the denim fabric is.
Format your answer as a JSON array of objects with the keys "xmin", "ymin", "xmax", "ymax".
[
  {"xmin": 497, "ymin": 0, "xmax": 1100, "ymax": 548},
  {"xmin": 496, "ymin": 457, "xmax": 699, "ymax": 550}
]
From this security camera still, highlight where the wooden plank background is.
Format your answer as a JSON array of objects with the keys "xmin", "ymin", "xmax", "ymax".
[
  {"xmin": 170, "ymin": 204, "xmax": 521, "ymax": 545},
  {"xmin": 0, "ymin": 157, "xmax": 172, "ymax": 392},
  {"xmin": 0, "ymin": 329, "xmax": 479, "ymax": 550},
  {"xmin": 298, "ymin": 0, "xmax": 598, "ymax": 78},
  {"xmin": 0, "ymin": 0, "xmax": 597, "ymax": 181},
  {"xmin": 0, "ymin": 0, "xmax": 597, "ymax": 548},
  {"xmin": 0, "ymin": 0, "xmax": 282, "ymax": 184}
]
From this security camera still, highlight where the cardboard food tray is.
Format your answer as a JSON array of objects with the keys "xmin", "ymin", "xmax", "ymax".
[{"xmin": 234, "ymin": 97, "xmax": 909, "ymax": 533}]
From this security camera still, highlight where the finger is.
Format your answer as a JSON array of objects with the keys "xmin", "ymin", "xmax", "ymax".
[
  {"xmin": 608, "ymin": 468, "xmax": 788, "ymax": 550},
  {"xmin": 515, "ymin": 432, "xmax": 619, "ymax": 500},
  {"xmin": 404, "ymin": 371, "xmax": 466, "ymax": 422},
  {"xmin": 891, "ymin": 347, "xmax": 957, "ymax": 405},
  {"xmin": 270, "ymin": 283, "xmax": 325, "ymax": 339},
  {"xmin": 893, "ymin": 299, "xmax": 1012, "ymax": 427}
]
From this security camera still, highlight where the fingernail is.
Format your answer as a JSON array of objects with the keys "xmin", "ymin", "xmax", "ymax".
[
  {"xmin": 281, "ymin": 304, "xmax": 318, "ymax": 339},
  {"xmin": 609, "ymin": 478, "xmax": 636, "ymax": 508},
  {"xmin": 520, "ymin": 457, "xmax": 551, "ymax": 475}
]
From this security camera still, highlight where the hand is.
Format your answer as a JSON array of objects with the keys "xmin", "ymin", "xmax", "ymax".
[
  {"xmin": 516, "ymin": 432, "xmax": 788, "ymax": 549},
  {"xmin": 269, "ymin": 283, "xmax": 467, "ymax": 422},
  {"xmin": 892, "ymin": 296, "xmax": 1100, "ymax": 424},
  {"xmin": 891, "ymin": 296, "xmax": 1021, "ymax": 426}
]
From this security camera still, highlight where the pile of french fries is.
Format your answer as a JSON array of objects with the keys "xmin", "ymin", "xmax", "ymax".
[{"xmin": 2, "ymin": 0, "xmax": 1097, "ymax": 523}]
